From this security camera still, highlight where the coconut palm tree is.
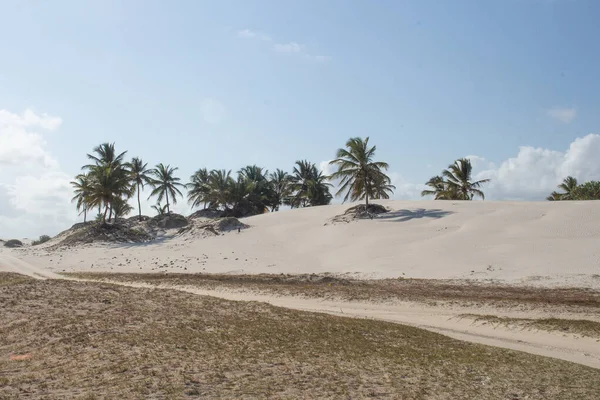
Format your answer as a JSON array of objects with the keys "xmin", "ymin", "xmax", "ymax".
[
  {"xmin": 148, "ymin": 163, "xmax": 184, "ymax": 214},
  {"xmin": 328, "ymin": 137, "xmax": 394, "ymax": 205},
  {"xmin": 205, "ymin": 169, "xmax": 235, "ymax": 210},
  {"xmin": 126, "ymin": 157, "xmax": 151, "ymax": 220},
  {"xmin": 86, "ymin": 164, "xmax": 133, "ymax": 223},
  {"xmin": 187, "ymin": 168, "xmax": 211, "ymax": 209},
  {"xmin": 289, "ymin": 160, "xmax": 332, "ymax": 208},
  {"xmin": 111, "ymin": 196, "xmax": 134, "ymax": 219},
  {"xmin": 269, "ymin": 169, "xmax": 292, "ymax": 211},
  {"xmin": 555, "ymin": 176, "xmax": 578, "ymax": 200},
  {"xmin": 85, "ymin": 142, "xmax": 127, "ymax": 171},
  {"xmin": 70, "ymin": 173, "xmax": 92, "ymax": 223},
  {"xmin": 421, "ymin": 176, "xmax": 446, "ymax": 199},
  {"xmin": 151, "ymin": 203, "xmax": 168, "ymax": 216},
  {"xmin": 546, "ymin": 191, "xmax": 563, "ymax": 201},
  {"xmin": 442, "ymin": 158, "xmax": 490, "ymax": 200}
]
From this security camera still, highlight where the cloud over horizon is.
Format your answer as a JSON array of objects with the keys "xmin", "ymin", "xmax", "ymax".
[{"xmin": 546, "ymin": 107, "xmax": 577, "ymax": 123}]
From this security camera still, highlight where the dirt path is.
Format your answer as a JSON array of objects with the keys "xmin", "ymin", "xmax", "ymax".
[{"xmin": 2, "ymin": 252, "xmax": 599, "ymax": 369}]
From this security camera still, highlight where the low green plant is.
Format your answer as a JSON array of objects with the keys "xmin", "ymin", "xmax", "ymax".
[{"xmin": 32, "ymin": 235, "xmax": 51, "ymax": 246}]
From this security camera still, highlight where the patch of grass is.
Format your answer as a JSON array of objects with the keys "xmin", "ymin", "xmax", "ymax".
[
  {"xmin": 66, "ymin": 272, "xmax": 600, "ymax": 311},
  {"xmin": 1, "ymin": 272, "xmax": 600, "ymax": 399},
  {"xmin": 0, "ymin": 272, "xmax": 33, "ymax": 286},
  {"xmin": 461, "ymin": 314, "xmax": 600, "ymax": 338}
]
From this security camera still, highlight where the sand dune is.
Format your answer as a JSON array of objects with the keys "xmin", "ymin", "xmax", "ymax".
[{"xmin": 7, "ymin": 200, "xmax": 600, "ymax": 288}]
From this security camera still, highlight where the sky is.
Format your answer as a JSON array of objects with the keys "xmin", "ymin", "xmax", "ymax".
[{"xmin": 1, "ymin": 0, "xmax": 600, "ymax": 238}]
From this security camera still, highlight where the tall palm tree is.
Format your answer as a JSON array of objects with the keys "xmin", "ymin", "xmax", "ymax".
[
  {"xmin": 148, "ymin": 163, "xmax": 184, "ymax": 214},
  {"xmin": 84, "ymin": 142, "xmax": 127, "ymax": 171},
  {"xmin": 442, "ymin": 158, "xmax": 490, "ymax": 200},
  {"xmin": 555, "ymin": 176, "xmax": 578, "ymax": 200},
  {"xmin": 289, "ymin": 160, "xmax": 332, "ymax": 208},
  {"xmin": 269, "ymin": 169, "xmax": 292, "ymax": 211},
  {"xmin": 187, "ymin": 168, "xmax": 211, "ymax": 209},
  {"xmin": 206, "ymin": 169, "xmax": 235, "ymax": 210},
  {"xmin": 86, "ymin": 164, "xmax": 133, "ymax": 223},
  {"xmin": 126, "ymin": 157, "xmax": 151, "ymax": 220},
  {"xmin": 70, "ymin": 173, "xmax": 92, "ymax": 223},
  {"xmin": 328, "ymin": 137, "xmax": 394, "ymax": 205}
]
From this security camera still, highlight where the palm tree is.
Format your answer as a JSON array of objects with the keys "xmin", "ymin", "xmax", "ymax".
[
  {"xmin": 328, "ymin": 137, "xmax": 395, "ymax": 205},
  {"xmin": 71, "ymin": 173, "xmax": 92, "ymax": 223},
  {"xmin": 442, "ymin": 158, "xmax": 490, "ymax": 200},
  {"xmin": 546, "ymin": 191, "xmax": 563, "ymax": 201},
  {"xmin": 126, "ymin": 157, "xmax": 151, "ymax": 220},
  {"xmin": 420, "ymin": 175, "xmax": 459, "ymax": 200},
  {"xmin": 148, "ymin": 163, "xmax": 184, "ymax": 214},
  {"xmin": 289, "ymin": 160, "xmax": 332, "ymax": 208},
  {"xmin": 111, "ymin": 196, "xmax": 134, "ymax": 219},
  {"xmin": 81, "ymin": 142, "xmax": 131, "ymax": 222},
  {"xmin": 86, "ymin": 164, "xmax": 133, "ymax": 223},
  {"xmin": 205, "ymin": 169, "xmax": 235, "ymax": 210},
  {"xmin": 555, "ymin": 176, "xmax": 578, "ymax": 200},
  {"xmin": 85, "ymin": 142, "xmax": 127, "ymax": 171},
  {"xmin": 269, "ymin": 169, "xmax": 292, "ymax": 211},
  {"xmin": 187, "ymin": 168, "xmax": 211, "ymax": 209},
  {"xmin": 151, "ymin": 203, "xmax": 168, "ymax": 216}
]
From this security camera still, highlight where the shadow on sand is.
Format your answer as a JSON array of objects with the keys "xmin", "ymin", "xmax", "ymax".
[{"xmin": 377, "ymin": 208, "xmax": 454, "ymax": 222}]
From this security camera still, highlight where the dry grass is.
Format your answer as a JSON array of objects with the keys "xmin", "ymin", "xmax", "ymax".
[
  {"xmin": 1, "ymin": 273, "xmax": 600, "ymax": 399},
  {"xmin": 66, "ymin": 272, "xmax": 600, "ymax": 312},
  {"xmin": 461, "ymin": 314, "xmax": 600, "ymax": 339}
]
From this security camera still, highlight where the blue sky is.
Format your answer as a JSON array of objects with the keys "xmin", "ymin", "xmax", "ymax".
[{"xmin": 1, "ymin": 0, "xmax": 600, "ymax": 236}]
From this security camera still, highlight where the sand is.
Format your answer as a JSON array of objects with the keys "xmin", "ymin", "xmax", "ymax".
[
  {"xmin": 2, "ymin": 200, "xmax": 600, "ymax": 369},
  {"xmin": 5, "ymin": 200, "xmax": 600, "ymax": 288}
]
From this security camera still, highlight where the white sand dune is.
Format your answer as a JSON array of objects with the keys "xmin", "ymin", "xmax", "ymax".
[{"xmin": 8, "ymin": 200, "xmax": 600, "ymax": 288}]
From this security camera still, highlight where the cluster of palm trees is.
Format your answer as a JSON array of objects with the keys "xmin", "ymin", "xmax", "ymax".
[
  {"xmin": 71, "ymin": 137, "xmax": 397, "ymax": 223},
  {"xmin": 71, "ymin": 143, "xmax": 184, "ymax": 223},
  {"xmin": 547, "ymin": 176, "xmax": 600, "ymax": 201},
  {"xmin": 185, "ymin": 161, "xmax": 332, "ymax": 216},
  {"xmin": 421, "ymin": 158, "xmax": 490, "ymax": 200}
]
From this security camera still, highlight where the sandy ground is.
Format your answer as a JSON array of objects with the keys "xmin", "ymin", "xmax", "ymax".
[
  {"xmin": 6, "ymin": 200, "xmax": 600, "ymax": 288},
  {"xmin": 1, "ymin": 200, "xmax": 600, "ymax": 370}
]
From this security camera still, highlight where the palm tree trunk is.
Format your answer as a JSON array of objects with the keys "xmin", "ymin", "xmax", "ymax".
[
  {"xmin": 84, "ymin": 208, "xmax": 87, "ymax": 223},
  {"xmin": 165, "ymin": 190, "xmax": 170, "ymax": 214},
  {"xmin": 103, "ymin": 205, "xmax": 109, "ymax": 223},
  {"xmin": 365, "ymin": 193, "xmax": 369, "ymax": 206},
  {"xmin": 137, "ymin": 183, "xmax": 142, "ymax": 221}
]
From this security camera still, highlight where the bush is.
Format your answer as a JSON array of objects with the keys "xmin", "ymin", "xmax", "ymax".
[
  {"xmin": 4, "ymin": 239, "xmax": 23, "ymax": 248},
  {"xmin": 32, "ymin": 235, "xmax": 51, "ymax": 246}
]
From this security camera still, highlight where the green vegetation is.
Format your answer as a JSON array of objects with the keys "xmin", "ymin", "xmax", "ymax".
[
  {"xmin": 71, "ymin": 139, "xmax": 379, "ymax": 221},
  {"xmin": 126, "ymin": 157, "xmax": 151, "ymax": 221},
  {"xmin": 147, "ymin": 163, "xmax": 184, "ymax": 214},
  {"xmin": 328, "ymin": 137, "xmax": 395, "ymax": 205},
  {"xmin": 421, "ymin": 158, "xmax": 490, "ymax": 200},
  {"xmin": 2, "ymin": 275, "xmax": 599, "ymax": 399},
  {"xmin": 31, "ymin": 235, "xmax": 51, "ymax": 246},
  {"xmin": 548, "ymin": 176, "xmax": 600, "ymax": 201},
  {"xmin": 461, "ymin": 314, "xmax": 600, "ymax": 339}
]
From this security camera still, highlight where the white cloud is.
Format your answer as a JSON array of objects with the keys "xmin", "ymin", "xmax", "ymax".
[
  {"xmin": 546, "ymin": 107, "xmax": 577, "ymax": 123},
  {"xmin": 237, "ymin": 29, "xmax": 271, "ymax": 41},
  {"xmin": 0, "ymin": 109, "xmax": 75, "ymax": 239},
  {"xmin": 471, "ymin": 134, "xmax": 600, "ymax": 200},
  {"xmin": 274, "ymin": 42, "xmax": 304, "ymax": 54},
  {"xmin": 200, "ymin": 98, "xmax": 226, "ymax": 125},
  {"xmin": 0, "ymin": 109, "xmax": 61, "ymax": 168},
  {"xmin": 238, "ymin": 29, "xmax": 330, "ymax": 62}
]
